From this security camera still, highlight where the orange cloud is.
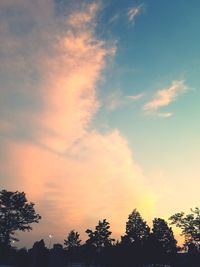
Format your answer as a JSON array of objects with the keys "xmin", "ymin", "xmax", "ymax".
[
  {"xmin": 2, "ymin": 131, "xmax": 155, "ymax": 246},
  {"xmin": 0, "ymin": 0, "xmax": 155, "ymax": 247},
  {"xmin": 67, "ymin": 2, "xmax": 98, "ymax": 27}
]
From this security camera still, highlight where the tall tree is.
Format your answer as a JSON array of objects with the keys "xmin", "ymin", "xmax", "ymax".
[
  {"xmin": 152, "ymin": 218, "xmax": 177, "ymax": 253},
  {"xmin": 125, "ymin": 209, "xmax": 150, "ymax": 243},
  {"xmin": 0, "ymin": 190, "xmax": 41, "ymax": 245},
  {"xmin": 169, "ymin": 207, "xmax": 200, "ymax": 243},
  {"xmin": 64, "ymin": 230, "xmax": 81, "ymax": 249},
  {"xmin": 86, "ymin": 219, "xmax": 115, "ymax": 248},
  {"xmin": 30, "ymin": 239, "xmax": 48, "ymax": 267}
]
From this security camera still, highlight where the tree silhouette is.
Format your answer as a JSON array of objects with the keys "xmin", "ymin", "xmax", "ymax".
[
  {"xmin": 125, "ymin": 209, "xmax": 150, "ymax": 243},
  {"xmin": 152, "ymin": 218, "xmax": 177, "ymax": 253},
  {"xmin": 0, "ymin": 190, "xmax": 41, "ymax": 245},
  {"xmin": 86, "ymin": 219, "xmax": 115, "ymax": 248},
  {"xmin": 30, "ymin": 239, "xmax": 48, "ymax": 267},
  {"xmin": 64, "ymin": 230, "xmax": 81, "ymax": 249},
  {"xmin": 169, "ymin": 207, "xmax": 200, "ymax": 243}
]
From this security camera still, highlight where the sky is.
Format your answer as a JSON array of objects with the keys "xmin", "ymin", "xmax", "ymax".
[{"xmin": 0, "ymin": 0, "xmax": 200, "ymax": 248}]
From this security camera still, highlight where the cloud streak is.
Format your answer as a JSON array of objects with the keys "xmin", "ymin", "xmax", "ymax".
[
  {"xmin": 127, "ymin": 4, "xmax": 144, "ymax": 23},
  {"xmin": 143, "ymin": 80, "xmax": 188, "ymax": 115},
  {"xmin": 104, "ymin": 91, "xmax": 144, "ymax": 111},
  {"xmin": 127, "ymin": 93, "xmax": 144, "ymax": 101},
  {"xmin": 157, "ymin": 112, "xmax": 173, "ymax": 118}
]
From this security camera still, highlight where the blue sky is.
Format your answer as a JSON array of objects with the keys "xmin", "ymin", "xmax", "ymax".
[{"xmin": 95, "ymin": 0, "xmax": 200, "ymax": 217}]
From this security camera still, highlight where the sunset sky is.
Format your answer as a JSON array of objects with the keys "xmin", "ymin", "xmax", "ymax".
[{"xmin": 0, "ymin": 0, "xmax": 200, "ymax": 248}]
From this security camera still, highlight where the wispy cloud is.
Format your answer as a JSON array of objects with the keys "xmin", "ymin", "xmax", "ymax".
[
  {"xmin": 143, "ymin": 80, "xmax": 188, "ymax": 115},
  {"xmin": 127, "ymin": 93, "xmax": 144, "ymax": 101},
  {"xmin": 109, "ymin": 13, "xmax": 120, "ymax": 24},
  {"xmin": 127, "ymin": 4, "xmax": 144, "ymax": 23},
  {"xmin": 157, "ymin": 112, "xmax": 173, "ymax": 118},
  {"xmin": 105, "ymin": 91, "xmax": 144, "ymax": 111},
  {"xmin": 105, "ymin": 90, "xmax": 123, "ymax": 111}
]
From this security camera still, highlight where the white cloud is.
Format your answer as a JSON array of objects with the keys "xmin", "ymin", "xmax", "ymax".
[
  {"xmin": 109, "ymin": 13, "xmax": 120, "ymax": 24},
  {"xmin": 127, "ymin": 4, "xmax": 144, "ymax": 23},
  {"xmin": 143, "ymin": 80, "xmax": 188, "ymax": 115},
  {"xmin": 127, "ymin": 93, "xmax": 144, "ymax": 100},
  {"xmin": 104, "ymin": 90, "xmax": 124, "ymax": 111},
  {"xmin": 157, "ymin": 112, "xmax": 173, "ymax": 118},
  {"xmin": 105, "ymin": 91, "xmax": 144, "ymax": 111}
]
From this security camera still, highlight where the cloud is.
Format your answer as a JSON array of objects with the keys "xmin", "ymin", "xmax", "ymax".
[
  {"xmin": 67, "ymin": 2, "xmax": 98, "ymax": 27},
  {"xmin": 157, "ymin": 112, "xmax": 173, "ymax": 118},
  {"xmin": 109, "ymin": 13, "xmax": 120, "ymax": 24},
  {"xmin": 104, "ymin": 90, "xmax": 124, "ymax": 111},
  {"xmin": 3, "ymin": 130, "xmax": 155, "ymax": 244},
  {"xmin": 127, "ymin": 4, "xmax": 144, "ymax": 23},
  {"xmin": 127, "ymin": 93, "xmax": 144, "ymax": 101},
  {"xmin": 143, "ymin": 80, "xmax": 188, "ymax": 114},
  {"xmin": 0, "ymin": 0, "xmax": 155, "ymax": 247},
  {"xmin": 104, "ymin": 91, "xmax": 144, "ymax": 111},
  {"xmin": 109, "ymin": 4, "xmax": 144, "ymax": 26}
]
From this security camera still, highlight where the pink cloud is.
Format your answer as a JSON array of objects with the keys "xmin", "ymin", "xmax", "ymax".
[
  {"xmin": 67, "ymin": 2, "xmax": 98, "ymax": 27},
  {"xmin": 2, "ymin": 131, "xmax": 155, "ymax": 246},
  {"xmin": 144, "ymin": 80, "xmax": 187, "ymax": 112},
  {"xmin": 0, "ymin": 0, "xmax": 155, "ymax": 247}
]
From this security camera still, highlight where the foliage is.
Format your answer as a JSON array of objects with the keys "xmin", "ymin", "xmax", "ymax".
[
  {"xmin": 169, "ymin": 207, "xmax": 200, "ymax": 243},
  {"xmin": 30, "ymin": 239, "xmax": 48, "ymax": 267},
  {"xmin": 125, "ymin": 209, "xmax": 150, "ymax": 243},
  {"xmin": 64, "ymin": 230, "xmax": 81, "ymax": 249},
  {"xmin": 0, "ymin": 189, "xmax": 41, "ymax": 245},
  {"xmin": 86, "ymin": 219, "xmax": 115, "ymax": 248},
  {"xmin": 152, "ymin": 218, "xmax": 177, "ymax": 253}
]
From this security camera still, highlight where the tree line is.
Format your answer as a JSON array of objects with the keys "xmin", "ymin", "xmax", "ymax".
[{"xmin": 0, "ymin": 189, "xmax": 199, "ymax": 267}]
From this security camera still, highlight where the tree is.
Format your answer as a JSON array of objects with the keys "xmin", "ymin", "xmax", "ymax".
[
  {"xmin": 125, "ymin": 209, "xmax": 150, "ymax": 243},
  {"xmin": 152, "ymin": 218, "xmax": 177, "ymax": 253},
  {"xmin": 86, "ymin": 219, "xmax": 115, "ymax": 248},
  {"xmin": 169, "ymin": 207, "xmax": 200, "ymax": 243},
  {"xmin": 30, "ymin": 239, "xmax": 48, "ymax": 267},
  {"xmin": 0, "ymin": 189, "xmax": 41, "ymax": 245},
  {"xmin": 64, "ymin": 230, "xmax": 81, "ymax": 249}
]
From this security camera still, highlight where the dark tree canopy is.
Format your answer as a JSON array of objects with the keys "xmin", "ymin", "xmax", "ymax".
[
  {"xmin": 169, "ymin": 207, "xmax": 200, "ymax": 243},
  {"xmin": 64, "ymin": 230, "xmax": 81, "ymax": 249},
  {"xmin": 86, "ymin": 219, "xmax": 115, "ymax": 248},
  {"xmin": 152, "ymin": 218, "xmax": 177, "ymax": 253},
  {"xmin": 125, "ymin": 209, "xmax": 150, "ymax": 243},
  {"xmin": 0, "ymin": 190, "xmax": 41, "ymax": 245}
]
